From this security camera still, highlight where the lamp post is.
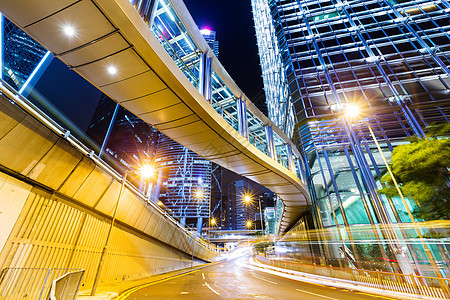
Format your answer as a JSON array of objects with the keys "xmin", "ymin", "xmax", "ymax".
[
  {"xmin": 344, "ymin": 104, "xmax": 448, "ymax": 289},
  {"xmin": 91, "ymin": 164, "xmax": 153, "ymax": 296},
  {"xmin": 244, "ymin": 195, "xmax": 264, "ymax": 235}
]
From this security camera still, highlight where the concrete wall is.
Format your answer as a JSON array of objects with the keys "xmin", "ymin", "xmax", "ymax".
[{"xmin": 0, "ymin": 95, "xmax": 216, "ymax": 288}]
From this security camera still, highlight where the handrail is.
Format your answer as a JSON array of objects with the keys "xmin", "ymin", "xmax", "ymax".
[
  {"xmin": 256, "ymin": 256, "xmax": 450, "ymax": 299},
  {"xmin": 0, "ymin": 79, "xmax": 217, "ymax": 253}
]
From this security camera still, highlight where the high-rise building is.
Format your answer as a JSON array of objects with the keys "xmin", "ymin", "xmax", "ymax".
[
  {"xmin": 200, "ymin": 28, "xmax": 219, "ymax": 58},
  {"xmin": 152, "ymin": 27, "xmax": 222, "ymax": 233},
  {"xmin": 87, "ymin": 95, "xmax": 160, "ymax": 173},
  {"xmin": 155, "ymin": 134, "xmax": 212, "ymax": 232},
  {"xmin": 1, "ymin": 16, "xmax": 48, "ymax": 91},
  {"xmin": 252, "ymin": 0, "xmax": 449, "ymax": 263}
]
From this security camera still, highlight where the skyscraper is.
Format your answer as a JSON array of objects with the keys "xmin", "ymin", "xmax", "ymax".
[
  {"xmin": 252, "ymin": 0, "xmax": 449, "ymax": 263},
  {"xmin": 200, "ymin": 28, "xmax": 219, "ymax": 58},
  {"xmin": 1, "ymin": 16, "xmax": 47, "ymax": 91},
  {"xmin": 152, "ymin": 26, "xmax": 222, "ymax": 233},
  {"xmin": 155, "ymin": 134, "xmax": 212, "ymax": 232}
]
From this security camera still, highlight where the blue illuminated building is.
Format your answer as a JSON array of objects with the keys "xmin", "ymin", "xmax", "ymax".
[{"xmin": 252, "ymin": 0, "xmax": 450, "ymax": 268}]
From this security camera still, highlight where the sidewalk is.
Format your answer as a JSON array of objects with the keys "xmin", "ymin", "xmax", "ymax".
[{"xmin": 77, "ymin": 263, "xmax": 212, "ymax": 300}]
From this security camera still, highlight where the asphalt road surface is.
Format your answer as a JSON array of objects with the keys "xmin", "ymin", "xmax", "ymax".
[{"xmin": 119, "ymin": 255, "xmax": 397, "ymax": 299}]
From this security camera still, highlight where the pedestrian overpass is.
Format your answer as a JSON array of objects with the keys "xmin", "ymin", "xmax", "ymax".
[{"xmin": 0, "ymin": 0, "xmax": 310, "ymax": 233}]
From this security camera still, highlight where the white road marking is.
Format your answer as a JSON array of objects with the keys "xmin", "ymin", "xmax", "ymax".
[
  {"xmin": 202, "ymin": 273, "xmax": 205, "ymax": 279},
  {"xmin": 205, "ymin": 282, "xmax": 220, "ymax": 295},
  {"xmin": 296, "ymin": 289, "xmax": 338, "ymax": 300},
  {"xmin": 251, "ymin": 275, "xmax": 278, "ymax": 285}
]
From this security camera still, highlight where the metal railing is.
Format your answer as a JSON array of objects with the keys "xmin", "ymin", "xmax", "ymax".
[
  {"xmin": 256, "ymin": 256, "xmax": 450, "ymax": 299},
  {"xmin": 47, "ymin": 270, "xmax": 84, "ymax": 300},
  {"xmin": 0, "ymin": 79, "xmax": 217, "ymax": 255},
  {"xmin": 0, "ymin": 268, "xmax": 83, "ymax": 300}
]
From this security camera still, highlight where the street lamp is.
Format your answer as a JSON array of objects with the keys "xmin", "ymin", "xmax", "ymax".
[
  {"xmin": 243, "ymin": 194, "xmax": 264, "ymax": 235},
  {"xmin": 91, "ymin": 165, "xmax": 153, "ymax": 296},
  {"xmin": 343, "ymin": 104, "xmax": 448, "ymax": 288},
  {"xmin": 246, "ymin": 220, "xmax": 253, "ymax": 229}
]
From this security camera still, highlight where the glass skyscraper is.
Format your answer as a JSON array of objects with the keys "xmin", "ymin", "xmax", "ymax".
[
  {"xmin": 155, "ymin": 134, "xmax": 212, "ymax": 232},
  {"xmin": 1, "ymin": 16, "xmax": 47, "ymax": 91},
  {"xmin": 252, "ymin": 0, "xmax": 449, "ymax": 268}
]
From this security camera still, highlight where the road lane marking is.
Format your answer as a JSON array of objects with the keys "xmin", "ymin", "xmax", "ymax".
[
  {"xmin": 117, "ymin": 261, "xmax": 222, "ymax": 299},
  {"xmin": 205, "ymin": 282, "xmax": 220, "ymax": 295},
  {"xmin": 356, "ymin": 292, "xmax": 396, "ymax": 300},
  {"xmin": 295, "ymin": 289, "xmax": 338, "ymax": 300},
  {"xmin": 180, "ymin": 292, "xmax": 189, "ymax": 294},
  {"xmin": 117, "ymin": 269, "xmax": 200, "ymax": 299},
  {"xmin": 251, "ymin": 275, "xmax": 278, "ymax": 285},
  {"xmin": 202, "ymin": 273, "xmax": 205, "ymax": 279},
  {"xmin": 308, "ymin": 282, "xmax": 326, "ymax": 287}
]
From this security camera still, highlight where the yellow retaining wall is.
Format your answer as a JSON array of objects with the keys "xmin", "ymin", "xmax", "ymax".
[{"xmin": 0, "ymin": 95, "xmax": 215, "ymax": 289}]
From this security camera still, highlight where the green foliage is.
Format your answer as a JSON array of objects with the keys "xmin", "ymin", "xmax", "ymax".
[
  {"xmin": 354, "ymin": 243, "xmax": 393, "ymax": 263},
  {"xmin": 379, "ymin": 124, "xmax": 450, "ymax": 221}
]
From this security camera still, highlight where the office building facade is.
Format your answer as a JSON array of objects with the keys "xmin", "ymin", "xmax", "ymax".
[
  {"xmin": 252, "ymin": 0, "xmax": 449, "ymax": 264},
  {"xmin": 200, "ymin": 28, "xmax": 219, "ymax": 58},
  {"xmin": 1, "ymin": 16, "xmax": 47, "ymax": 90},
  {"xmin": 155, "ymin": 134, "xmax": 212, "ymax": 232}
]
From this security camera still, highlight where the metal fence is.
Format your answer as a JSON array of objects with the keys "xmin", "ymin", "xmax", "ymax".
[
  {"xmin": 47, "ymin": 270, "xmax": 84, "ymax": 300},
  {"xmin": 256, "ymin": 256, "xmax": 450, "ymax": 299},
  {"xmin": 0, "ymin": 268, "xmax": 83, "ymax": 300}
]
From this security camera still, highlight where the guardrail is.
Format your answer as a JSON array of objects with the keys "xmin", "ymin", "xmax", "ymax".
[
  {"xmin": 0, "ymin": 268, "xmax": 83, "ymax": 300},
  {"xmin": 256, "ymin": 256, "xmax": 450, "ymax": 299},
  {"xmin": 0, "ymin": 79, "xmax": 217, "ymax": 254},
  {"xmin": 47, "ymin": 270, "xmax": 84, "ymax": 300}
]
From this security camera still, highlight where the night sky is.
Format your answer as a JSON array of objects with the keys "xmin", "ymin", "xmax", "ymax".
[{"xmin": 183, "ymin": 0, "xmax": 267, "ymax": 114}]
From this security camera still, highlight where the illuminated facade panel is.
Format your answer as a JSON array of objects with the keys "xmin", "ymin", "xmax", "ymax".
[{"xmin": 253, "ymin": 0, "xmax": 450, "ymax": 267}]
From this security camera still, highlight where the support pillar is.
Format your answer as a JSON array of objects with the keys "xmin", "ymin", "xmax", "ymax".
[
  {"xmin": 198, "ymin": 52, "xmax": 212, "ymax": 102},
  {"xmin": 265, "ymin": 125, "xmax": 276, "ymax": 161},
  {"xmin": 237, "ymin": 98, "xmax": 248, "ymax": 139},
  {"xmin": 285, "ymin": 144, "xmax": 295, "ymax": 173}
]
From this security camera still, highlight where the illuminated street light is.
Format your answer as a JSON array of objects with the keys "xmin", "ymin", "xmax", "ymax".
[
  {"xmin": 195, "ymin": 190, "xmax": 203, "ymax": 198},
  {"xmin": 139, "ymin": 165, "xmax": 155, "ymax": 178},
  {"xmin": 344, "ymin": 103, "xmax": 361, "ymax": 119},
  {"xmin": 210, "ymin": 218, "xmax": 216, "ymax": 226},
  {"xmin": 243, "ymin": 194, "xmax": 265, "ymax": 235},
  {"xmin": 246, "ymin": 220, "xmax": 253, "ymax": 229}
]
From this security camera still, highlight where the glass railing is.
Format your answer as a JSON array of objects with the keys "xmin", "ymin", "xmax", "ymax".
[
  {"xmin": 247, "ymin": 109, "xmax": 269, "ymax": 155},
  {"xmin": 150, "ymin": 0, "xmax": 201, "ymax": 89},
  {"xmin": 129, "ymin": 0, "xmax": 303, "ymax": 178}
]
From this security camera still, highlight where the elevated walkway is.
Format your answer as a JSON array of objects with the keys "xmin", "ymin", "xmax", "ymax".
[{"xmin": 0, "ymin": 0, "xmax": 310, "ymax": 233}]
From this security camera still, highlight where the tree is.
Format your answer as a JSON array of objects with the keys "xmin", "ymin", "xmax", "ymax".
[{"xmin": 379, "ymin": 123, "xmax": 450, "ymax": 221}]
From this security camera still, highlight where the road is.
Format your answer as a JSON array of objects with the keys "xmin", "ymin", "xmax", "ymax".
[{"xmin": 118, "ymin": 254, "xmax": 397, "ymax": 299}]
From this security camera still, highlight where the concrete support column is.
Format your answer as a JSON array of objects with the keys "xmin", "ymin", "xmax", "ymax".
[{"xmin": 198, "ymin": 52, "xmax": 212, "ymax": 102}]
